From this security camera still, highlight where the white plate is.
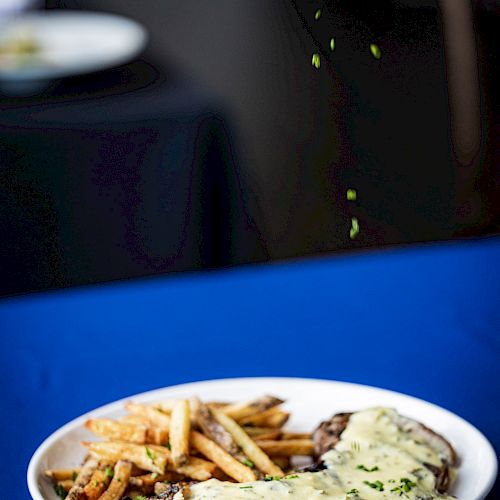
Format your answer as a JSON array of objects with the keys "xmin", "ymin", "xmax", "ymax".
[
  {"xmin": 0, "ymin": 11, "xmax": 147, "ymax": 81},
  {"xmin": 28, "ymin": 377, "xmax": 497, "ymax": 499}
]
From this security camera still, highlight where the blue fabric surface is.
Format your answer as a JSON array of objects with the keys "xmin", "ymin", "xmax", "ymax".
[{"xmin": 1, "ymin": 236, "xmax": 499, "ymax": 498}]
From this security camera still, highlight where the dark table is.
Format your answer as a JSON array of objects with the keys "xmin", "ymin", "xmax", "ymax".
[
  {"xmin": 0, "ymin": 59, "xmax": 265, "ymax": 296},
  {"xmin": 0, "ymin": 235, "xmax": 499, "ymax": 498}
]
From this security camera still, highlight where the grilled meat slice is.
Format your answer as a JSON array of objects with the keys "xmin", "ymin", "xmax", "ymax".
[{"xmin": 313, "ymin": 411, "xmax": 458, "ymax": 494}]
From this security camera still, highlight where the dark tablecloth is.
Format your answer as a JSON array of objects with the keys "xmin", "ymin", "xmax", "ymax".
[
  {"xmin": 0, "ymin": 236, "xmax": 498, "ymax": 498},
  {"xmin": 0, "ymin": 60, "xmax": 265, "ymax": 296}
]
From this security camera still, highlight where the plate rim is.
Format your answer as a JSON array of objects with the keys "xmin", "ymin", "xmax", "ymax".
[
  {"xmin": 27, "ymin": 376, "xmax": 498, "ymax": 500},
  {"xmin": 0, "ymin": 10, "xmax": 148, "ymax": 81}
]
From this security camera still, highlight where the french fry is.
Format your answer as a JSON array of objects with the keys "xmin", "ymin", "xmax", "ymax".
[
  {"xmin": 82, "ymin": 461, "xmax": 114, "ymax": 500},
  {"xmin": 193, "ymin": 397, "xmax": 242, "ymax": 458},
  {"xmin": 191, "ymin": 431, "xmax": 256, "ymax": 483},
  {"xmin": 281, "ymin": 432, "xmax": 312, "ymax": 440},
  {"xmin": 125, "ymin": 402, "xmax": 171, "ymax": 430},
  {"xmin": 248, "ymin": 430, "xmax": 282, "ymax": 441},
  {"xmin": 146, "ymin": 426, "xmax": 169, "ymax": 445},
  {"xmin": 240, "ymin": 407, "xmax": 289, "ymax": 428},
  {"xmin": 221, "ymin": 396, "xmax": 284, "ymax": 421},
  {"xmin": 85, "ymin": 418, "xmax": 147, "ymax": 443},
  {"xmin": 44, "ymin": 468, "xmax": 81, "ymax": 481},
  {"xmin": 56, "ymin": 479, "xmax": 74, "ymax": 492},
  {"xmin": 170, "ymin": 400, "xmax": 191, "ymax": 466},
  {"xmin": 98, "ymin": 460, "xmax": 132, "ymax": 500},
  {"xmin": 119, "ymin": 414, "xmax": 150, "ymax": 427},
  {"xmin": 153, "ymin": 399, "xmax": 179, "ymax": 414},
  {"xmin": 255, "ymin": 439, "xmax": 314, "ymax": 456},
  {"xmin": 168, "ymin": 455, "xmax": 216, "ymax": 481},
  {"xmin": 83, "ymin": 441, "xmax": 168, "ymax": 474},
  {"xmin": 66, "ymin": 457, "xmax": 99, "ymax": 500},
  {"xmin": 211, "ymin": 411, "xmax": 284, "ymax": 478}
]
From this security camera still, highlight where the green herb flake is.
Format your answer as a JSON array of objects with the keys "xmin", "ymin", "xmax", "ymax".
[
  {"xmin": 243, "ymin": 458, "xmax": 254, "ymax": 468},
  {"xmin": 350, "ymin": 217, "xmax": 360, "ymax": 239},
  {"xmin": 145, "ymin": 446, "xmax": 157, "ymax": 462},
  {"xmin": 104, "ymin": 466, "xmax": 114, "ymax": 479},
  {"xmin": 314, "ymin": 9, "xmax": 322, "ymax": 20},
  {"xmin": 134, "ymin": 496, "xmax": 147, "ymax": 500},
  {"xmin": 285, "ymin": 474, "xmax": 299, "ymax": 479},
  {"xmin": 370, "ymin": 43, "xmax": 382, "ymax": 60},
  {"xmin": 53, "ymin": 483, "xmax": 68, "ymax": 499},
  {"xmin": 164, "ymin": 442, "xmax": 172, "ymax": 450},
  {"xmin": 330, "ymin": 37, "xmax": 336, "ymax": 51},
  {"xmin": 151, "ymin": 472, "xmax": 159, "ymax": 480},
  {"xmin": 71, "ymin": 471, "xmax": 78, "ymax": 481},
  {"xmin": 363, "ymin": 480, "xmax": 384, "ymax": 491},
  {"xmin": 240, "ymin": 485, "xmax": 254, "ymax": 489},
  {"xmin": 264, "ymin": 475, "xmax": 281, "ymax": 481},
  {"xmin": 347, "ymin": 188, "xmax": 357, "ymax": 201},
  {"xmin": 311, "ymin": 53, "xmax": 321, "ymax": 69},
  {"xmin": 346, "ymin": 488, "xmax": 359, "ymax": 497},
  {"xmin": 357, "ymin": 464, "xmax": 379, "ymax": 472}
]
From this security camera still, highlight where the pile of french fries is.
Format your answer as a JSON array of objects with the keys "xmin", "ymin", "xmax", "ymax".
[{"xmin": 45, "ymin": 395, "xmax": 314, "ymax": 499}]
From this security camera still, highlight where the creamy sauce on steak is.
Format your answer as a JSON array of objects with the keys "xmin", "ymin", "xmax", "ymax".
[{"xmin": 175, "ymin": 408, "xmax": 456, "ymax": 499}]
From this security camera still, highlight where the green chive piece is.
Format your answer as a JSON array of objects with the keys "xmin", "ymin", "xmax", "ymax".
[
  {"xmin": 54, "ymin": 483, "xmax": 67, "ymax": 500},
  {"xmin": 240, "ymin": 485, "xmax": 254, "ymax": 489},
  {"xmin": 347, "ymin": 188, "xmax": 357, "ymax": 201},
  {"xmin": 242, "ymin": 458, "xmax": 254, "ymax": 468},
  {"xmin": 104, "ymin": 466, "xmax": 114, "ymax": 479},
  {"xmin": 370, "ymin": 43, "xmax": 381, "ymax": 60},
  {"xmin": 314, "ymin": 9, "xmax": 322, "ymax": 20},
  {"xmin": 350, "ymin": 217, "xmax": 360, "ymax": 240},
  {"xmin": 330, "ymin": 37, "xmax": 336, "ymax": 51},
  {"xmin": 312, "ymin": 53, "xmax": 321, "ymax": 69}
]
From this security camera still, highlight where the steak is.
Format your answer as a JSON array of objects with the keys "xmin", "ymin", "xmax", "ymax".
[{"xmin": 312, "ymin": 411, "xmax": 459, "ymax": 494}]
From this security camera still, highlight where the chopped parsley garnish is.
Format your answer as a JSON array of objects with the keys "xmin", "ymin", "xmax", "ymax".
[
  {"xmin": 357, "ymin": 464, "xmax": 379, "ymax": 472},
  {"xmin": 104, "ymin": 465, "xmax": 114, "ymax": 479},
  {"xmin": 53, "ymin": 483, "xmax": 68, "ymax": 499},
  {"xmin": 350, "ymin": 217, "xmax": 360, "ymax": 239},
  {"xmin": 314, "ymin": 9, "xmax": 322, "ymax": 20},
  {"xmin": 330, "ymin": 37, "xmax": 336, "ymax": 51},
  {"xmin": 240, "ymin": 485, "xmax": 253, "ymax": 489},
  {"xmin": 71, "ymin": 471, "xmax": 78, "ymax": 481},
  {"xmin": 346, "ymin": 489, "xmax": 359, "ymax": 497},
  {"xmin": 391, "ymin": 477, "xmax": 417, "ymax": 494},
  {"xmin": 363, "ymin": 480, "xmax": 384, "ymax": 491},
  {"xmin": 242, "ymin": 458, "xmax": 254, "ymax": 468},
  {"xmin": 151, "ymin": 472, "xmax": 159, "ymax": 480},
  {"xmin": 347, "ymin": 188, "xmax": 357, "ymax": 201},
  {"xmin": 311, "ymin": 53, "xmax": 321, "ymax": 69},
  {"xmin": 145, "ymin": 446, "xmax": 157, "ymax": 462},
  {"xmin": 134, "ymin": 496, "xmax": 147, "ymax": 500},
  {"xmin": 370, "ymin": 43, "xmax": 382, "ymax": 60},
  {"xmin": 163, "ymin": 442, "xmax": 172, "ymax": 450},
  {"xmin": 264, "ymin": 475, "xmax": 281, "ymax": 481},
  {"xmin": 285, "ymin": 474, "xmax": 299, "ymax": 479}
]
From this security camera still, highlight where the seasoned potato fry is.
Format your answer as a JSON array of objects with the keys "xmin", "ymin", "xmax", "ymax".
[
  {"xmin": 85, "ymin": 418, "xmax": 147, "ymax": 443},
  {"xmin": 169, "ymin": 455, "xmax": 216, "ymax": 481},
  {"xmin": 193, "ymin": 397, "xmax": 243, "ymax": 458},
  {"xmin": 83, "ymin": 441, "xmax": 168, "ymax": 474},
  {"xmin": 191, "ymin": 431, "xmax": 256, "ymax": 483},
  {"xmin": 119, "ymin": 414, "xmax": 150, "ymax": 427},
  {"xmin": 146, "ymin": 426, "xmax": 169, "ymax": 445},
  {"xmin": 153, "ymin": 399, "xmax": 179, "ymax": 414},
  {"xmin": 282, "ymin": 432, "xmax": 313, "ymax": 440},
  {"xmin": 240, "ymin": 407, "xmax": 289, "ymax": 427},
  {"xmin": 170, "ymin": 399, "xmax": 191, "ymax": 467},
  {"xmin": 212, "ymin": 410, "xmax": 284, "ymax": 477},
  {"xmin": 97, "ymin": 460, "xmax": 132, "ymax": 500},
  {"xmin": 221, "ymin": 396, "xmax": 284, "ymax": 421},
  {"xmin": 44, "ymin": 468, "xmax": 81, "ymax": 481},
  {"xmin": 255, "ymin": 439, "xmax": 314, "ymax": 456},
  {"xmin": 66, "ymin": 457, "xmax": 99, "ymax": 500},
  {"xmin": 82, "ymin": 461, "xmax": 114, "ymax": 500},
  {"xmin": 125, "ymin": 402, "xmax": 171, "ymax": 430},
  {"xmin": 247, "ymin": 430, "xmax": 282, "ymax": 441},
  {"xmin": 56, "ymin": 479, "xmax": 74, "ymax": 492}
]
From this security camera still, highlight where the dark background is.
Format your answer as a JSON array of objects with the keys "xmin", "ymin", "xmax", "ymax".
[{"xmin": 1, "ymin": 0, "xmax": 498, "ymax": 295}]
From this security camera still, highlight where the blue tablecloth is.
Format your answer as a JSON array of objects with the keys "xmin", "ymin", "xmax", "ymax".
[{"xmin": 1, "ymin": 236, "xmax": 499, "ymax": 498}]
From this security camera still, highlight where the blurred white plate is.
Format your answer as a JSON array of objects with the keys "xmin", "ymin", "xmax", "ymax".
[
  {"xmin": 0, "ymin": 11, "xmax": 147, "ymax": 81},
  {"xmin": 27, "ymin": 377, "xmax": 497, "ymax": 499}
]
